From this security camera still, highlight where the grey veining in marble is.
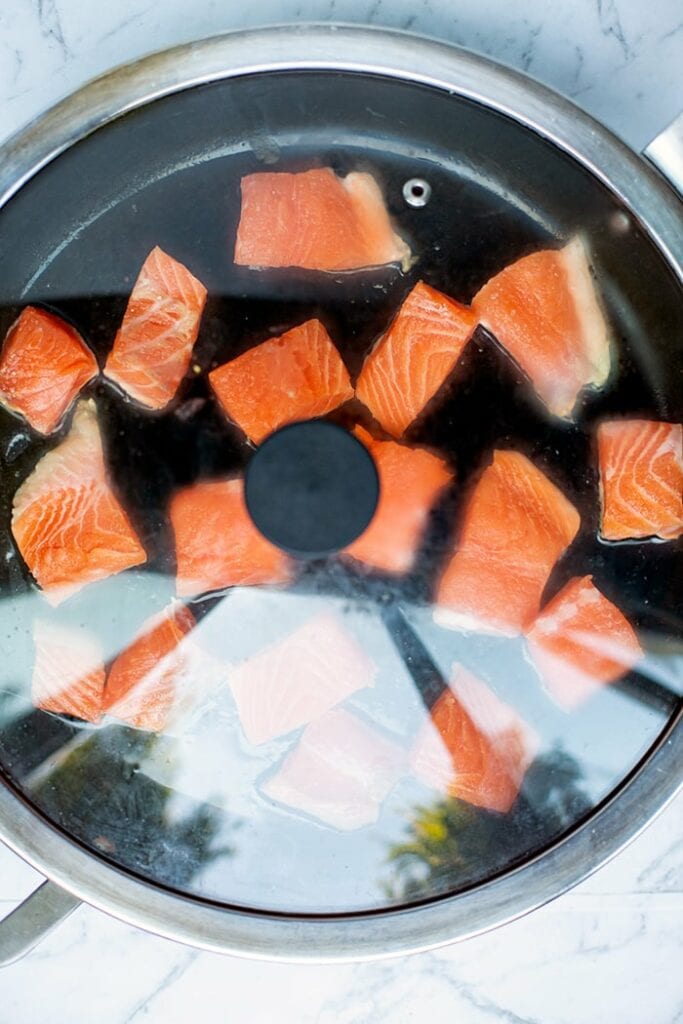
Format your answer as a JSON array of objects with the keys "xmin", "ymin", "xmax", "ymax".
[
  {"xmin": 0, "ymin": 1, "xmax": 681, "ymax": 1021},
  {"xmin": 0, "ymin": 0, "xmax": 681, "ymax": 150}
]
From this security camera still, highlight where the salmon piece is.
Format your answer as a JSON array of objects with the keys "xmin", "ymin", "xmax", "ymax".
[
  {"xmin": 234, "ymin": 168, "xmax": 412, "ymax": 272},
  {"xmin": 262, "ymin": 707, "xmax": 404, "ymax": 830},
  {"xmin": 170, "ymin": 477, "xmax": 292, "ymax": 597},
  {"xmin": 526, "ymin": 576, "xmax": 644, "ymax": 709},
  {"xmin": 228, "ymin": 611, "xmax": 377, "ymax": 745},
  {"xmin": 597, "ymin": 419, "xmax": 683, "ymax": 541},
  {"xmin": 103, "ymin": 604, "xmax": 197, "ymax": 732},
  {"xmin": 209, "ymin": 319, "xmax": 353, "ymax": 444},
  {"xmin": 472, "ymin": 237, "xmax": 611, "ymax": 418},
  {"xmin": 104, "ymin": 246, "xmax": 207, "ymax": 410},
  {"xmin": 435, "ymin": 450, "xmax": 580, "ymax": 636},
  {"xmin": 0, "ymin": 307, "xmax": 98, "ymax": 435},
  {"xmin": 32, "ymin": 620, "xmax": 105, "ymax": 723},
  {"xmin": 356, "ymin": 281, "xmax": 477, "ymax": 437},
  {"xmin": 410, "ymin": 665, "xmax": 538, "ymax": 813},
  {"xmin": 344, "ymin": 426, "xmax": 453, "ymax": 573},
  {"xmin": 12, "ymin": 401, "xmax": 146, "ymax": 605}
]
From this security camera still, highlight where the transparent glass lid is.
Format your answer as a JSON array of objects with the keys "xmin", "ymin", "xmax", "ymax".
[{"xmin": 0, "ymin": 71, "xmax": 681, "ymax": 915}]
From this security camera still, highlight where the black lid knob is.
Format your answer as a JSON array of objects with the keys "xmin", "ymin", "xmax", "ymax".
[{"xmin": 245, "ymin": 420, "xmax": 379, "ymax": 558}]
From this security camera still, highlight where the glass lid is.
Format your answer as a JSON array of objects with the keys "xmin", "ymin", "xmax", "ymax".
[{"xmin": 0, "ymin": 70, "xmax": 681, "ymax": 916}]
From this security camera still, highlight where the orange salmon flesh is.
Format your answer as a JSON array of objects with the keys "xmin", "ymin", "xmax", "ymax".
[{"xmin": 234, "ymin": 168, "xmax": 412, "ymax": 272}]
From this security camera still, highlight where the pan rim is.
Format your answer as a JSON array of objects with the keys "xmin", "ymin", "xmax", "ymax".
[{"xmin": 0, "ymin": 23, "xmax": 681, "ymax": 960}]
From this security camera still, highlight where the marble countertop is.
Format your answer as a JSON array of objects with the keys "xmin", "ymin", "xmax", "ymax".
[
  {"xmin": 0, "ymin": 1, "xmax": 682, "ymax": 1021},
  {"xmin": 1, "ymin": 793, "xmax": 682, "ymax": 1023}
]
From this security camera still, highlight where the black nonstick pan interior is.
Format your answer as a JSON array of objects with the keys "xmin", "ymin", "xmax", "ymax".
[{"xmin": 0, "ymin": 70, "xmax": 680, "ymax": 915}]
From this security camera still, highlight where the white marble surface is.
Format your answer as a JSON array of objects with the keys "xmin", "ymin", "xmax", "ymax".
[
  {"xmin": 0, "ymin": 0, "xmax": 682, "ymax": 150},
  {"xmin": 1, "ymin": 792, "xmax": 682, "ymax": 1023},
  {"xmin": 0, "ymin": 1, "xmax": 682, "ymax": 1021}
]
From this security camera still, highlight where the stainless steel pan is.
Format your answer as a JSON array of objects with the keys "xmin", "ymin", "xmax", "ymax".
[{"xmin": 0, "ymin": 24, "xmax": 681, "ymax": 963}]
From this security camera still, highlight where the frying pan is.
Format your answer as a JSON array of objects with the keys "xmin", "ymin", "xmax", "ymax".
[{"xmin": 0, "ymin": 24, "xmax": 681, "ymax": 963}]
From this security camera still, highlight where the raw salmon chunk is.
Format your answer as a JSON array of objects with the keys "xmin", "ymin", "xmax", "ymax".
[
  {"xmin": 234, "ymin": 168, "xmax": 412, "ymax": 272},
  {"xmin": 355, "ymin": 281, "xmax": 477, "ymax": 437},
  {"xmin": 228, "ymin": 611, "xmax": 377, "ymax": 745},
  {"xmin": 170, "ymin": 477, "xmax": 292, "ymax": 597},
  {"xmin": 410, "ymin": 665, "xmax": 538, "ymax": 813},
  {"xmin": 104, "ymin": 246, "xmax": 207, "ymax": 410},
  {"xmin": 103, "ymin": 604, "xmax": 197, "ymax": 731},
  {"xmin": 597, "ymin": 419, "xmax": 683, "ymax": 540},
  {"xmin": 435, "ymin": 450, "xmax": 580, "ymax": 636},
  {"xmin": 12, "ymin": 401, "xmax": 147, "ymax": 605},
  {"xmin": 344, "ymin": 426, "xmax": 453, "ymax": 573},
  {"xmin": 209, "ymin": 319, "xmax": 353, "ymax": 444},
  {"xmin": 262, "ymin": 707, "xmax": 404, "ymax": 830},
  {"xmin": 0, "ymin": 307, "xmax": 98, "ymax": 435},
  {"xmin": 32, "ymin": 620, "xmax": 106, "ymax": 723},
  {"xmin": 526, "ymin": 576, "xmax": 643, "ymax": 709},
  {"xmin": 472, "ymin": 237, "xmax": 611, "ymax": 418}
]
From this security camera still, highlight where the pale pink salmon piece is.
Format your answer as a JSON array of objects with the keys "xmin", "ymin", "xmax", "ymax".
[
  {"xmin": 32, "ymin": 620, "xmax": 106, "ymax": 723},
  {"xmin": 228, "ymin": 611, "xmax": 377, "ymax": 745},
  {"xmin": 104, "ymin": 246, "xmax": 207, "ymax": 410},
  {"xmin": 103, "ymin": 604, "xmax": 197, "ymax": 732},
  {"xmin": 11, "ymin": 400, "xmax": 147, "ymax": 605},
  {"xmin": 262, "ymin": 707, "xmax": 404, "ymax": 830},
  {"xmin": 597, "ymin": 419, "xmax": 683, "ymax": 540},
  {"xmin": 209, "ymin": 319, "xmax": 353, "ymax": 444},
  {"xmin": 355, "ymin": 280, "xmax": 477, "ymax": 437},
  {"xmin": 526, "ymin": 575, "xmax": 644, "ymax": 709},
  {"xmin": 0, "ymin": 307, "xmax": 98, "ymax": 435},
  {"xmin": 472, "ymin": 237, "xmax": 611, "ymax": 418},
  {"xmin": 234, "ymin": 168, "xmax": 412, "ymax": 271},
  {"xmin": 435, "ymin": 450, "xmax": 580, "ymax": 636},
  {"xmin": 410, "ymin": 665, "xmax": 538, "ymax": 813}
]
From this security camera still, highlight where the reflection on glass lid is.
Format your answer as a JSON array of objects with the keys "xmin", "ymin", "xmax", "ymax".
[{"xmin": 0, "ymin": 73, "xmax": 681, "ymax": 915}]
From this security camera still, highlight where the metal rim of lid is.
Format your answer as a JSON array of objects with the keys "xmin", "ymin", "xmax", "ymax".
[{"xmin": 0, "ymin": 24, "xmax": 680, "ymax": 960}]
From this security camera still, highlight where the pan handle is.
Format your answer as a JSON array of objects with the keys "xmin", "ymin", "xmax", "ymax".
[
  {"xmin": 0, "ymin": 877, "xmax": 81, "ymax": 967},
  {"xmin": 643, "ymin": 112, "xmax": 683, "ymax": 197}
]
